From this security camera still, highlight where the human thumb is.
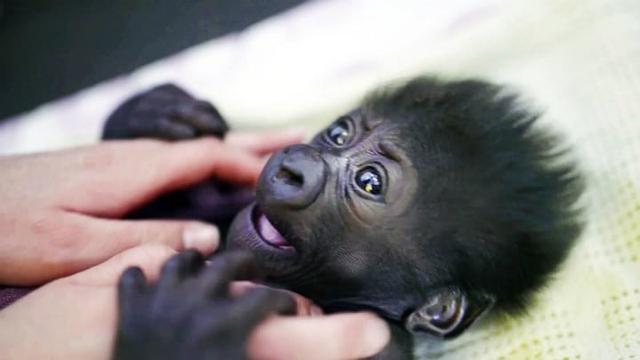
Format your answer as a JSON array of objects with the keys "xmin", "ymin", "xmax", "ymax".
[{"xmin": 85, "ymin": 218, "xmax": 220, "ymax": 260}]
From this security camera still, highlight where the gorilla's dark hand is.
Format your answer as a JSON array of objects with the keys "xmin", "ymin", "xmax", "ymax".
[
  {"xmin": 101, "ymin": 84, "xmax": 264, "ymax": 232},
  {"xmin": 103, "ymin": 83, "xmax": 229, "ymax": 140},
  {"xmin": 113, "ymin": 251, "xmax": 296, "ymax": 360}
]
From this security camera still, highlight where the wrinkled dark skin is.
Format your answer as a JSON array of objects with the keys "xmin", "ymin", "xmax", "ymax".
[
  {"xmin": 104, "ymin": 83, "xmax": 228, "ymax": 140},
  {"xmin": 104, "ymin": 84, "xmax": 254, "ymax": 236},
  {"xmin": 105, "ymin": 79, "xmax": 583, "ymax": 359},
  {"xmin": 114, "ymin": 251, "xmax": 295, "ymax": 360}
]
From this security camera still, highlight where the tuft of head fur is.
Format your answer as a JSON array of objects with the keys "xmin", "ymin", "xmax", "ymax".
[{"xmin": 364, "ymin": 77, "xmax": 584, "ymax": 314}]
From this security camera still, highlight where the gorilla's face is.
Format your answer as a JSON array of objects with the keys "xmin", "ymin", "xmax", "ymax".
[
  {"xmin": 227, "ymin": 109, "xmax": 426, "ymax": 319},
  {"xmin": 227, "ymin": 78, "xmax": 582, "ymax": 335}
]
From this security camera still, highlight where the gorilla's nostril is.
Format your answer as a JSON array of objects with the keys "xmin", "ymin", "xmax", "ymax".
[
  {"xmin": 258, "ymin": 144, "xmax": 327, "ymax": 210},
  {"xmin": 274, "ymin": 166, "xmax": 304, "ymax": 187}
]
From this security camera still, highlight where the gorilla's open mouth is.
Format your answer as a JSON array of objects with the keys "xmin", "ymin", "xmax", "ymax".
[
  {"xmin": 252, "ymin": 206, "xmax": 293, "ymax": 250},
  {"xmin": 226, "ymin": 203, "xmax": 298, "ymax": 273}
]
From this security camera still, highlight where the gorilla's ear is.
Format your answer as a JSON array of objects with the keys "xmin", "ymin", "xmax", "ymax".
[{"xmin": 404, "ymin": 287, "xmax": 495, "ymax": 338}]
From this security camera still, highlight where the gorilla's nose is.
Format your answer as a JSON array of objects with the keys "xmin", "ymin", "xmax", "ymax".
[{"xmin": 258, "ymin": 144, "xmax": 327, "ymax": 209}]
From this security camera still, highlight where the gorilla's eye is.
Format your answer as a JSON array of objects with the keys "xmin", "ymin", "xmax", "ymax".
[
  {"xmin": 355, "ymin": 167, "xmax": 383, "ymax": 195},
  {"xmin": 326, "ymin": 118, "xmax": 351, "ymax": 146}
]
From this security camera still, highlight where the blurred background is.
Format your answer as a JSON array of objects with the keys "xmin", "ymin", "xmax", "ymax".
[
  {"xmin": 1, "ymin": 0, "xmax": 639, "ymax": 358},
  {"xmin": 0, "ymin": 0, "xmax": 305, "ymax": 119}
]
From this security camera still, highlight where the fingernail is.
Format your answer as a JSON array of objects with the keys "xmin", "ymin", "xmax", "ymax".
[
  {"xmin": 310, "ymin": 305, "xmax": 323, "ymax": 316},
  {"xmin": 182, "ymin": 223, "xmax": 220, "ymax": 255},
  {"xmin": 361, "ymin": 315, "xmax": 391, "ymax": 354}
]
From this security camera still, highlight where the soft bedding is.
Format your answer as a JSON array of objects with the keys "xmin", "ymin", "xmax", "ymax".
[{"xmin": 1, "ymin": 0, "xmax": 639, "ymax": 358}]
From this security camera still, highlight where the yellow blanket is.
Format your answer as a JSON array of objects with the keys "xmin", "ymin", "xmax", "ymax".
[
  {"xmin": 414, "ymin": 1, "xmax": 640, "ymax": 358},
  {"xmin": 1, "ymin": 0, "xmax": 638, "ymax": 358}
]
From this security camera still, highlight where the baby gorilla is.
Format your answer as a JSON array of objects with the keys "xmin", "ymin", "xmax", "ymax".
[{"xmin": 105, "ymin": 78, "xmax": 583, "ymax": 359}]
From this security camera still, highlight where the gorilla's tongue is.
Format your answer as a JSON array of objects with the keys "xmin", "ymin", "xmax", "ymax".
[{"xmin": 257, "ymin": 214, "xmax": 291, "ymax": 248}]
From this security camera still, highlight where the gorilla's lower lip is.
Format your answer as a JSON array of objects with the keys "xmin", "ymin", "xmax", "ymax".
[{"xmin": 252, "ymin": 206, "xmax": 293, "ymax": 250}]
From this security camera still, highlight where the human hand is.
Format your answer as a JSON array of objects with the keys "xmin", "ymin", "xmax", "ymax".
[
  {"xmin": 0, "ymin": 129, "xmax": 303, "ymax": 285},
  {"xmin": 0, "ymin": 246, "xmax": 389, "ymax": 360},
  {"xmin": 0, "ymin": 245, "xmax": 178, "ymax": 360}
]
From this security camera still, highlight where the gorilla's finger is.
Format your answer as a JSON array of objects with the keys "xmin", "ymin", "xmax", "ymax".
[
  {"xmin": 198, "ymin": 288, "xmax": 295, "ymax": 340},
  {"xmin": 172, "ymin": 101, "xmax": 228, "ymax": 137},
  {"xmin": 157, "ymin": 250, "xmax": 204, "ymax": 291},
  {"xmin": 200, "ymin": 252, "xmax": 260, "ymax": 297},
  {"xmin": 230, "ymin": 282, "xmax": 321, "ymax": 316},
  {"xmin": 172, "ymin": 104, "xmax": 229, "ymax": 137},
  {"xmin": 119, "ymin": 266, "xmax": 147, "ymax": 295},
  {"xmin": 151, "ymin": 117, "xmax": 196, "ymax": 140},
  {"xmin": 118, "ymin": 266, "xmax": 147, "ymax": 315},
  {"xmin": 194, "ymin": 100, "xmax": 223, "ymax": 117},
  {"xmin": 236, "ymin": 287, "xmax": 298, "ymax": 323},
  {"xmin": 151, "ymin": 83, "xmax": 192, "ymax": 99}
]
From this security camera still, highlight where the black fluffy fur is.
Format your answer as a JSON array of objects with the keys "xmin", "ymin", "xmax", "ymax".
[{"xmin": 364, "ymin": 77, "xmax": 584, "ymax": 314}]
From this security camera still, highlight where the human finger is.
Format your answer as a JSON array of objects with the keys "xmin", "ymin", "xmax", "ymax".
[
  {"xmin": 156, "ymin": 250, "xmax": 205, "ymax": 292},
  {"xmin": 85, "ymin": 216, "xmax": 219, "ymax": 255},
  {"xmin": 67, "ymin": 244, "xmax": 178, "ymax": 286},
  {"xmin": 62, "ymin": 138, "xmax": 264, "ymax": 217},
  {"xmin": 42, "ymin": 216, "xmax": 216, "ymax": 283},
  {"xmin": 248, "ymin": 312, "xmax": 390, "ymax": 360},
  {"xmin": 225, "ymin": 128, "xmax": 306, "ymax": 156}
]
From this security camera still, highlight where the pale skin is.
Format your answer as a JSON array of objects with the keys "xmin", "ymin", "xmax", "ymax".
[
  {"xmin": 0, "ymin": 130, "xmax": 300, "ymax": 285},
  {"xmin": 0, "ymin": 131, "xmax": 390, "ymax": 359}
]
